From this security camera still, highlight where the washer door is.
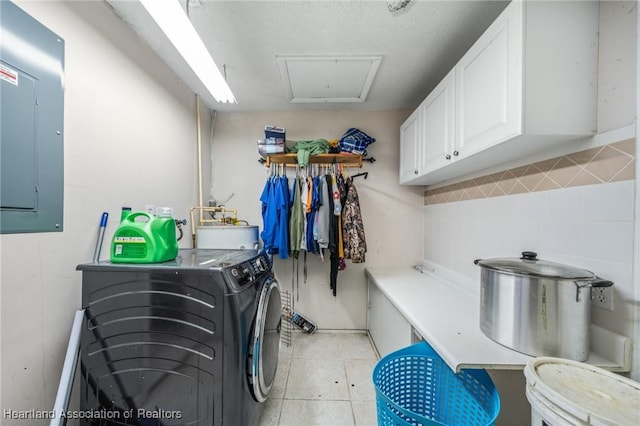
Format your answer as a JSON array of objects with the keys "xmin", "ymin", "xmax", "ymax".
[{"xmin": 250, "ymin": 278, "xmax": 282, "ymax": 402}]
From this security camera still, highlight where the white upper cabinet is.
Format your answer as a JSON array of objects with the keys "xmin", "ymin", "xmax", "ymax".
[
  {"xmin": 419, "ymin": 70, "xmax": 456, "ymax": 175},
  {"xmin": 399, "ymin": 69, "xmax": 455, "ymax": 184},
  {"xmin": 400, "ymin": 0, "xmax": 599, "ymax": 186},
  {"xmin": 399, "ymin": 109, "xmax": 419, "ymax": 184},
  {"xmin": 455, "ymin": 2, "xmax": 522, "ymax": 157}
]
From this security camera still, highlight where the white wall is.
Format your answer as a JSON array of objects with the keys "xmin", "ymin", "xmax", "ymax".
[
  {"xmin": 210, "ymin": 110, "xmax": 424, "ymax": 329},
  {"xmin": 0, "ymin": 1, "xmax": 208, "ymax": 419},
  {"xmin": 598, "ymin": 0, "xmax": 638, "ymax": 132}
]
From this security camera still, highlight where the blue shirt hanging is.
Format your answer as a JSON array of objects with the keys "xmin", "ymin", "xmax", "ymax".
[
  {"xmin": 275, "ymin": 175, "xmax": 290, "ymax": 259},
  {"xmin": 260, "ymin": 177, "xmax": 278, "ymax": 253}
]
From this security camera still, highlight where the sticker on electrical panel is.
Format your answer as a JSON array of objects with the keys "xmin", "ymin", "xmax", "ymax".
[{"xmin": 0, "ymin": 64, "xmax": 18, "ymax": 86}]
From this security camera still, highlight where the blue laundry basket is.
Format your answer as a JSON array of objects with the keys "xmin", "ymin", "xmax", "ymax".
[{"xmin": 373, "ymin": 342, "xmax": 500, "ymax": 426}]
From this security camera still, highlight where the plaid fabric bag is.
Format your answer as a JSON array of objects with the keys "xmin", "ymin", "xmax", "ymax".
[{"xmin": 338, "ymin": 128, "xmax": 375, "ymax": 156}]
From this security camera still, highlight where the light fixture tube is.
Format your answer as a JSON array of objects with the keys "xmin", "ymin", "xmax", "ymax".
[{"xmin": 140, "ymin": 0, "xmax": 236, "ymax": 103}]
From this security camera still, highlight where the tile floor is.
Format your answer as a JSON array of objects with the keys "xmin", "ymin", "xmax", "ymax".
[{"xmin": 258, "ymin": 331, "xmax": 379, "ymax": 426}]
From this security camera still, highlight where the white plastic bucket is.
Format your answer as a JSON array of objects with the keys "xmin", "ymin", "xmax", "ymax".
[{"xmin": 524, "ymin": 357, "xmax": 640, "ymax": 426}]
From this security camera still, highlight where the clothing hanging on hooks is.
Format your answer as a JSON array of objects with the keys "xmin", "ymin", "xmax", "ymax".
[
  {"xmin": 342, "ymin": 176, "xmax": 366, "ymax": 263},
  {"xmin": 289, "ymin": 175, "xmax": 304, "ymax": 301},
  {"xmin": 259, "ymin": 163, "xmax": 368, "ymax": 296},
  {"xmin": 259, "ymin": 171, "xmax": 290, "ymax": 259}
]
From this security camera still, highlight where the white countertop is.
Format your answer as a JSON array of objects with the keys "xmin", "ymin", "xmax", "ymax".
[{"xmin": 365, "ymin": 265, "xmax": 631, "ymax": 373}]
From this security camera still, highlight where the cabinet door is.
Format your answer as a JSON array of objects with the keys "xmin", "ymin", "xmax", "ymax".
[
  {"xmin": 419, "ymin": 69, "xmax": 456, "ymax": 174},
  {"xmin": 367, "ymin": 280, "xmax": 412, "ymax": 358},
  {"xmin": 399, "ymin": 110, "xmax": 420, "ymax": 184},
  {"xmin": 367, "ymin": 280, "xmax": 384, "ymax": 355},
  {"xmin": 455, "ymin": 0, "xmax": 523, "ymax": 157}
]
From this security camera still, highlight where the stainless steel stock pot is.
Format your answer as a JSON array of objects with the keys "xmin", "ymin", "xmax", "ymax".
[{"xmin": 474, "ymin": 251, "xmax": 613, "ymax": 361}]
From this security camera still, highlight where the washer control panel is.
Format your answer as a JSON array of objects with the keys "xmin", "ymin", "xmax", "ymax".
[
  {"xmin": 250, "ymin": 254, "xmax": 269, "ymax": 274},
  {"xmin": 226, "ymin": 254, "xmax": 271, "ymax": 289}
]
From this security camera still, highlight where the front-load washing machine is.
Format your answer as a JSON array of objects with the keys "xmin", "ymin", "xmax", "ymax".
[{"xmin": 76, "ymin": 248, "xmax": 281, "ymax": 425}]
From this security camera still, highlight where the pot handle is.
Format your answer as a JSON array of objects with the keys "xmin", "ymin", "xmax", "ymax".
[
  {"xmin": 592, "ymin": 278, "xmax": 614, "ymax": 288},
  {"xmin": 574, "ymin": 278, "xmax": 614, "ymax": 302}
]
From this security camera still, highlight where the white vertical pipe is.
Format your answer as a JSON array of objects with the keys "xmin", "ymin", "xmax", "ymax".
[
  {"xmin": 196, "ymin": 94, "xmax": 204, "ymax": 226},
  {"xmin": 50, "ymin": 309, "xmax": 85, "ymax": 426},
  {"xmin": 209, "ymin": 109, "xmax": 218, "ymax": 205}
]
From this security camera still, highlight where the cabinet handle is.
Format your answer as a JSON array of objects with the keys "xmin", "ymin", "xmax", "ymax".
[
  {"xmin": 414, "ymin": 170, "xmax": 418, "ymax": 175},
  {"xmin": 445, "ymin": 154, "xmax": 451, "ymax": 160},
  {"xmin": 453, "ymin": 151, "xmax": 459, "ymax": 157}
]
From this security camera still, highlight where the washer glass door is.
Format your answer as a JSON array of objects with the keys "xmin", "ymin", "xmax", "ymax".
[{"xmin": 251, "ymin": 278, "xmax": 281, "ymax": 402}]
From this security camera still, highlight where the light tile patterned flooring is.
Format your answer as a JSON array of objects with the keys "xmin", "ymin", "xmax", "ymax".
[{"xmin": 258, "ymin": 331, "xmax": 379, "ymax": 426}]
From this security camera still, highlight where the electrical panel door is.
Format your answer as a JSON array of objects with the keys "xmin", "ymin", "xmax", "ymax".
[{"xmin": 1, "ymin": 1, "xmax": 64, "ymax": 233}]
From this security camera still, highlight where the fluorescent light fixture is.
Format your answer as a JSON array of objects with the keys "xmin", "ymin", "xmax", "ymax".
[{"xmin": 139, "ymin": 0, "xmax": 236, "ymax": 103}]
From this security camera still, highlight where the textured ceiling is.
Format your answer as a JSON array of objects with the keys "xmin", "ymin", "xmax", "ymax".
[{"xmin": 111, "ymin": 0, "xmax": 510, "ymax": 112}]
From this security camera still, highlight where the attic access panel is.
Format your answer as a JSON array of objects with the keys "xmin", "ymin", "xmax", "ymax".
[
  {"xmin": 1, "ymin": 1, "xmax": 65, "ymax": 233},
  {"xmin": 277, "ymin": 55, "xmax": 381, "ymax": 103}
]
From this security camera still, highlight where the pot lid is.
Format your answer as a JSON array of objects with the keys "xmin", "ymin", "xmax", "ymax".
[{"xmin": 474, "ymin": 251, "xmax": 597, "ymax": 279}]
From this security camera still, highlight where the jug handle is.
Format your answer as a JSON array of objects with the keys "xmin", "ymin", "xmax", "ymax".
[{"xmin": 125, "ymin": 212, "xmax": 152, "ymax": 222}]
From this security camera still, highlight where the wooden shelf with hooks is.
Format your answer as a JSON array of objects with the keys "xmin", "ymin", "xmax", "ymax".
[{"xmin": 265, "ymin": 153, "xmax": 362, "ymax": 168}]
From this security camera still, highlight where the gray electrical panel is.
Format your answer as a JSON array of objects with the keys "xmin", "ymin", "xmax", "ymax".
[{"xmin": 1, "ymin": 1, "xmax": 65, "ymax": 233}]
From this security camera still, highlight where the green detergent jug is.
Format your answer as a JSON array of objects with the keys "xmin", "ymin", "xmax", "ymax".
[{"xmin": 110, "ymin": 211, "xmax": 178, "ymax": 263}]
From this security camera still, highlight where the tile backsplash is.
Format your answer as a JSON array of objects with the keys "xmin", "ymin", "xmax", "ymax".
[
  {"xmin": 425, "ymin": 139, "xmax": 635, "ymax": 205},
  {"xmin": 423, "ymin": 136, "xmax": 637, "ymax": 345},
  {"xmin": 424, "ymin": 179, "xmax": 636, "ymax": 341}
]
